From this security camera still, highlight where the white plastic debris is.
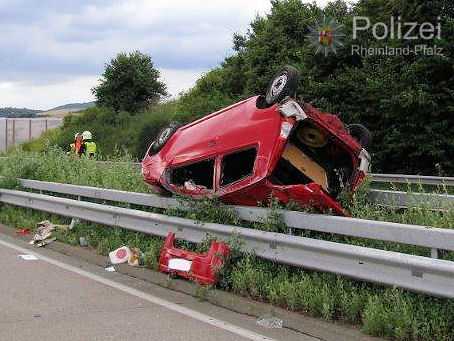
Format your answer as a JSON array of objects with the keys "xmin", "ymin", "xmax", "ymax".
[
  {"xmin": 18, "ymin": 254, "xmax": 39, "ymax": 261},
  {"xmin": 256, "ymin": 315, "xmax": 283, "ymax": 329},
  {"xmin": 108, "ymin": 246, "xmax": 132, "ymax": 264},
  {"xmin": 104, "ymin": 266, "xmax": 116, "ymax": 272},
  {"xmin": 168, "ymin": 258, "xmax": 192, "ymax": 272}
]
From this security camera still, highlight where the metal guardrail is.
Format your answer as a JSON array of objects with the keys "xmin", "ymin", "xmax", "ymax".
[
  {"xmin": 16, "ymin": 179, "xmax": 454, "ymax": 257},
  {"xmin": 370, "ymin": 173, "xmax": 454, "ymax": 186},
  {"xmin": 369, "ymin": 189, "xmax": 454, "ymax": 210},
  {"xmin": 1, "ymin": 188, "xmax": 454, "ymax": 298}
]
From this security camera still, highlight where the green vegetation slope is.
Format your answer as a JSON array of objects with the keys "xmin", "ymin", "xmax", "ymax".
[{"xmin": 22, "ymin": 0, "xmax": 454, "ymax": 175}]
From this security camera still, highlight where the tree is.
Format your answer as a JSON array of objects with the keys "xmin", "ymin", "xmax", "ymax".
[
  {"xmin": 181, "ymin": 0, "xmax": 454, "ymax": 175},
  {"xmin": 92, "ymin": 51, "xmax": 167, "ymax": 112}
]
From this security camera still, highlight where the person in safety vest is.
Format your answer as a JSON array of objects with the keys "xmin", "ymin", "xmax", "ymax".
[
  {"xmin": 82, "ymin": 130, "xmax": 97, "ymax": 158},
  {"xmin": 69, "ymin": 133, "xmax": 84, "ymax": 156}
]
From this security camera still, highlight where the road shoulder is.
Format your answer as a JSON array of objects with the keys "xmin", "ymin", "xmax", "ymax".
[{"xmin": 0, "ymin": 223, "xmax": 380, "ymax": 341}]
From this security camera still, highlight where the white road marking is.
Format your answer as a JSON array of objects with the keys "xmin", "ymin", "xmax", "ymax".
[{"xmin": 0, "ymin": 238, "xmax": 276, "ymax": 341}]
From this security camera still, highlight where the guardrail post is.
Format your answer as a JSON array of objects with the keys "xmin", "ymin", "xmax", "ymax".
[
  {"xmin": 431, "ymin": 248, "xmax": 439, "ymax": 259},
  {"xmin": 69, "ymin": 196, "xmax": 83, "ymax": 231},
  {"xmin": 4, "ymin": 119, "xmax": 7, "ymax": 150},
  {"xmin": 12, "ymin": 119, "xmax": 15, "ymax": 146}
]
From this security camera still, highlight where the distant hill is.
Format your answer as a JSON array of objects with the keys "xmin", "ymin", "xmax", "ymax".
[
  {"xmin": 0, "ymin": 107, "xmax": 42, "ymax": 118},
  {"xmin": 46, "ymin": 102, "xmax": 96, "ymax": 112},
  {"xmin": 0, "ymin": 102, "xmax": 96, "ymax": 119},
  {"xmin": 38, "ymin": 101, "xmax": 96, "ymax": 118}
]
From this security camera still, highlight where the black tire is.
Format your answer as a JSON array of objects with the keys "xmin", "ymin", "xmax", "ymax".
[
  {"xmin": 265, "ymin": 65, "xmax": 300, "ymax": 106},
  {"xmin": 149, "ymin": 122, "xmax": 180, "ymax": 155},
  {"xmin": 255, "ymin": 95, "xmax": 268, "ymax": 109},
  {"xmin": 347, "ymin": 124, "xmax": 371, "ymax": 148}
]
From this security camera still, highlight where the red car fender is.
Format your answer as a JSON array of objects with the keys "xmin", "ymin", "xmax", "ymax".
[{"xmin": 268, "ymin": 181, "xmax": 349, "ymax": 216}]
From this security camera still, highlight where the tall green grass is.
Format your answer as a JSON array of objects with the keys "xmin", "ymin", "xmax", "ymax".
[{"xmin": 0, "ymin": 147, "xmax": 147, "ymax": 192}]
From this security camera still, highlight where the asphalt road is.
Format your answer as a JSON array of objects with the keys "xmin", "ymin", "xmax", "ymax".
[{"xmin": 0, "ymin": 234, "xmax": 315, "ymax": 341}]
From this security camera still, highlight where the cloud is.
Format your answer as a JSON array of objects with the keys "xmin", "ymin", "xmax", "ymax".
[
  {"xmin": 0, "ymin": 76, "xmax": 98, "ymax": 109},
  {"xmin": 0, "ymin": 0, "xmax": 337, "ymax": 109}
]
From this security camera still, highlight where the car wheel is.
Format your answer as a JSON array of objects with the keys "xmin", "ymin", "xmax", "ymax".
[
  {"xmin": 265, "ymin": 65, "xmax": 300, "ymax": 106},
  {"xmin": 347, "ymin": 124, "xmax": 371, "ymax": 148},
  {"xmin": 150, "ymin": 122, "xmax": 180, "ymax": 155}
]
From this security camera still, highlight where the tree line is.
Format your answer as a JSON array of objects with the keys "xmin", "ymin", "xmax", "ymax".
[{"xmin": 43, "ymin": 0, "xmax": 454, "ymax": 175}]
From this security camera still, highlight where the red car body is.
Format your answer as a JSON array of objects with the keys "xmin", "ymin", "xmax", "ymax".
[{"xmin": 142, "ymin": 96, "xmax": 370, "ymax": 216}]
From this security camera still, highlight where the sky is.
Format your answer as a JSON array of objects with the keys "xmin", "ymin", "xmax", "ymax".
[{"xmin": 0, "ymin": 0, "xmax": 331, "ymax": 110}]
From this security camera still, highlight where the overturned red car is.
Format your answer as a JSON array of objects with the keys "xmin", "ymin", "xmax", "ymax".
[{"xmin": 142, "ymin": 66, "xmax": 371, "ymax": 216}]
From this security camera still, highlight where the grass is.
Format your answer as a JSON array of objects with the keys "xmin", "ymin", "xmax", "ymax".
[
  {"xmin": 1, "ymin": 149, "xmax": 454, "ymax": 340},
  {"xmin": 0, "ymin": 147, "xmax": 148, "ymax": 192}
]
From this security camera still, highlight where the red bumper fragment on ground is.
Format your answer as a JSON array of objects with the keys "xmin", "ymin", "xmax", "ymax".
[{"xmin": 159, "ymin": 232, "xmax": 230, "ymax": 285}]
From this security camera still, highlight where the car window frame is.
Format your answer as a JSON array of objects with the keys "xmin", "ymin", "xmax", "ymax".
[
  {"xmin": 218, "ymin": 145, "xmax": 258, "ymax": 189},
  {"xmin": 166, "ymin": 156, "xmax": 217, "ymax": 193}
]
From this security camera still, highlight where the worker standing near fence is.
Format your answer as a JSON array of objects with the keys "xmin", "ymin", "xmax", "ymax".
[{"xmin": 82, "ymin": 130, "xmax": 97, "ymax": 158}]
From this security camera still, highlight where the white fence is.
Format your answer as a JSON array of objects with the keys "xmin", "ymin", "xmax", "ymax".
[{"xmin": 0, "ymin": 118, "xmax": 63, "ymax": 152}]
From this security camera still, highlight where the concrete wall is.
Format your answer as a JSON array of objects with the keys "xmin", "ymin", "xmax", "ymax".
[{"xmin": 0, "ymin": 118, "xmax": 63, "ymax": 152}]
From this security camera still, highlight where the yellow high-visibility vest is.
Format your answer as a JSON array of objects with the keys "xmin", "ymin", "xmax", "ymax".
[{"xmin": 84, "ymin": 141, "xmax": 97, "ymax": 155}]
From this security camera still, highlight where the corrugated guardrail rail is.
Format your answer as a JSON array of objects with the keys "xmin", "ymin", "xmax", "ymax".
[
  {"xmin": 370, "ymin": 173, "xmax": 454, "ymax": 186},
  {"xmin": 0, "ymin": 179, "xmax": 453, "ymax": 298},
  {"xmin": 368, "ymin": 189, "xmax": 453, "ymax": 210},
  {"xmin": 16, "ymin": 179, "xmax": 454, "ymax": 251}
]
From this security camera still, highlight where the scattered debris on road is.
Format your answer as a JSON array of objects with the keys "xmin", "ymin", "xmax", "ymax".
[
  {"xmin": 35, "ymin": 237, "xmax": 57, "ymax": 247},
  {"xmin": 109, "ymin": 246, "xmax": 132, "ymax": 264},
  {"xmin": 16, "ymin": 228, "xmax": 31, "ymax": 235},
  {"xmin": 108, "ymin": 246, "xmax": 144, "ymax": 266},
  {"xmin": 128, "ymin": 247, "xmax": 144, "ymax": 267},
  {"xmin": 257, "ymin": 315, "xmax": 283, "ymax": 329},
  {"xmin": 18, "ymin": 254, "xmax": 39, "ymax": 261},
  {"xmin": 29, "ymin": 220, "xmax": 56, "ymax": 247},
  {"xmin": 28, "ymin": 220, "xmax": 70, "ymax": 247},
  {"xmin": 158, "ymin": 232, "xmax": 230, "ymax": 285}
]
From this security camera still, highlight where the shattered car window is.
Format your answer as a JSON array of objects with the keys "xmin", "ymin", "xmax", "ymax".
[{"xmin": 170, "ymin": 159, "xmax": 214, "ymax": 189}]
